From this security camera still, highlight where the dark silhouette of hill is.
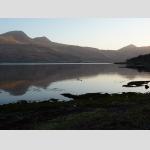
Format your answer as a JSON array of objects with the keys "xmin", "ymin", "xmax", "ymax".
[
  {"xmin": 125, "ymin": 53, "xmax": 150, "ymax": 72},
  {"xmin": 0, "ymin": 31, "xmax": 150, "ymax": 62},
  {"xmin": 127, "ymin": 53, "xmax": 150, "ymax": 66}
]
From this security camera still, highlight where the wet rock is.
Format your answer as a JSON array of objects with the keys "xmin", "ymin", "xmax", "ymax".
[
  {"xmin": 145, "ymin": 85, "xmax": 149, "ymax": 89},
  {"xmin": 123, "ymin": 80, "xmax": 150, "ymax": 87}
]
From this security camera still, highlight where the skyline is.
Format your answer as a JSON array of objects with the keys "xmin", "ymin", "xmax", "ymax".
[{"xmin": 0, "ymin": 18, "xmax": 150, "ymax": 49}]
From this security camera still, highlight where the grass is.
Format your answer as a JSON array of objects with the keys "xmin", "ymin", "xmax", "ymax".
[{"xmin": 0, "ymin": 92, "xmax": 150, "ymax": 129}]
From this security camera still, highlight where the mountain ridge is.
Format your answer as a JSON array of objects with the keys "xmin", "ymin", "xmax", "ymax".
[{"xmin": 0, "ymin": 31, "xmax": 150, "ymax": 63}]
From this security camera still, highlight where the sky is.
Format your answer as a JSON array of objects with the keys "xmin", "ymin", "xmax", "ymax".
[{"xmin": 0, "ymin": 18, "xmax": 150, "ymax": 50}]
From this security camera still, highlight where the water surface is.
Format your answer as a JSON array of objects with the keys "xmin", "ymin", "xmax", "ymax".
[{"xmin": 0, "ymin": 63, "xmax": 150, "ymax": 104}]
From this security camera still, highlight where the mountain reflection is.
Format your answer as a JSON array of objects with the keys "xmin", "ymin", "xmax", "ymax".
[{"xmin": 0, "ymin": 64, "xmax": 150, "ymax": 96}]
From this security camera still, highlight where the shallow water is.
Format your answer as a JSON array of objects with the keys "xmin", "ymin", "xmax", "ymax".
[{"xmin": 0, "ymin": 63, "xmax": 150, "ymax": 104}]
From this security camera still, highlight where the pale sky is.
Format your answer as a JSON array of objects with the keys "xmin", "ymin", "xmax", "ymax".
[{"xmin": 0, "ymin": 18, "xmax": 150, "ymax": 50}]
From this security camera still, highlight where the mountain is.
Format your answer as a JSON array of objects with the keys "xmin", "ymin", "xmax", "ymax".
[
  {"xmin": 117, "ymin": 44, "xmax": 150, "ymax": 61},
  {"xmin": 102, "ymin": 44, "xmax": 150, "ymax": 62},
  {"xmin": 0, "ymin": 31, "xmax": 150, "ymax": 63},
  {"xmin": 0, "ymin": 31, "xmax": 111, "ymax": 63},
  {"xmin": 33, "ymin": 36, "xmax": 52, "ymax": 47},
  {"xmin": 0, "ymin": 31, "xmax": 32, "ymax": 44}
]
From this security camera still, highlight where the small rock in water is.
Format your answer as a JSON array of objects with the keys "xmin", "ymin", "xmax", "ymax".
[{"xmin": 145, "ymin": 85, "xmax": 149, "ymax": 89}]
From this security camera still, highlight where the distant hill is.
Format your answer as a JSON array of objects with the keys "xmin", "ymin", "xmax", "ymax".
[
  {"xmin": 125, "ymin": 53, "xmax": 150, "ymax": 72},
  {"xmin": 126, "ymin": 53, "xmax": 150, "ymax": 66},
  {"xmin": 0, "ymin": 31, "xmax": 150, "ymax": 63}
]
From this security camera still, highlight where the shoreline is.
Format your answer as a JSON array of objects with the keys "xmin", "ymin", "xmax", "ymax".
[
  {"xmin": 1, "ymin": 92, "xmax": 150, "ymax": 129},
  {"xmin": 0, "ymin": 62, "xmax": 113, "ymax": 66}
]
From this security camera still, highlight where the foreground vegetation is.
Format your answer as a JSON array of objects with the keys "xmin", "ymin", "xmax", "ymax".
[{"xmin": 1, "ymin": 92, "xmax": 150, "ymax": 129}]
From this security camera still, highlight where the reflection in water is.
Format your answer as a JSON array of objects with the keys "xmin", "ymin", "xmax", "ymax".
[{"xmin": 0, "ymin": 64, "xmax": 150, "ymax": 104}]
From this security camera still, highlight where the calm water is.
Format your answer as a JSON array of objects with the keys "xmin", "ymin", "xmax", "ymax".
[{"xmin": 0, "ymin": 63, "xmax": 150, "ymax": 104}]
